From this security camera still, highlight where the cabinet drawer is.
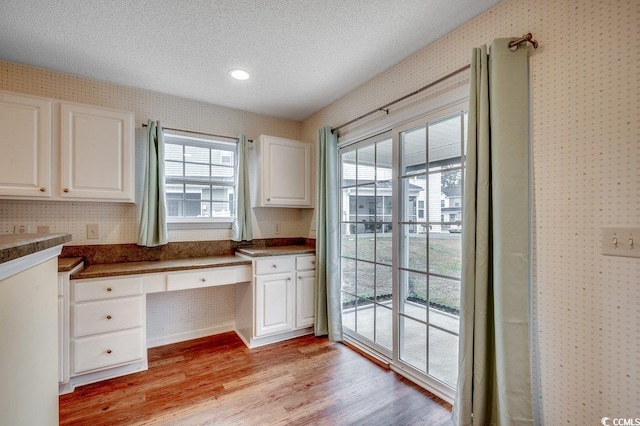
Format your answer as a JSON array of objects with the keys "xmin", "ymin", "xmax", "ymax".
[
  {"xmin": 166, "ymin": 265, "xmax": 252, "ymax": 291},
  {"xmin": 73, "ymin": 276, "xmax": 141, "ymax": 302},
  {"xmin": 73, "ymin": 328, "xmax": 144, "ymax": 374},
  {"xmin": 73, "ymin": 296, "xmax": 143, "ymax": 337},
  {"xmin": 296, "ymin": 255, "xmax": 316, "ymax": 271},
  {"xmin": 255, "ymin": 257, "xmax": 294, "ymax": 275}
]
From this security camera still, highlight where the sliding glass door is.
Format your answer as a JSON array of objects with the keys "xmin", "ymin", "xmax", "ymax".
[
  {"xmin": 339, "ymin": 105, "xmax": 467, "ymax": 398},
  {"xmin": 340, "ymin": 132, "xmax": 394, "ymax": 355}
]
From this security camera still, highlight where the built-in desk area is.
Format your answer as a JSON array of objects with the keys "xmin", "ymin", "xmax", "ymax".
[{"xmin": 57, "ymin": 241, "xmax": 315, "ymax": 394}]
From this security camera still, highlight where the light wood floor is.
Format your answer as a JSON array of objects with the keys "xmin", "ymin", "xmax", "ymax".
[{"xmin": 60, "ymin": 332, "xmax": 453, "ymax": 425}]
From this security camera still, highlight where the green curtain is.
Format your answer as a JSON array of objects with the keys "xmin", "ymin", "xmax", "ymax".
[
  {"xmin": 138, "ymin": 120, "xmax": 168, "ymax": 247},
  {"xmin": 231, "ymin": 134, "xmax": 253, "ymax": 242},
  {"xmin": 315, "ymin": 126, "xmax": 342, "ymax": 341},
  {"xmin": 453, "ymin": 39, "xmax": 533, "ymax": 425}
]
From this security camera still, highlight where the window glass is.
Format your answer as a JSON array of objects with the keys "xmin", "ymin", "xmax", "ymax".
[{"xmin": 164, "ymin": 133, "xmax": 237, "ymax": 221}]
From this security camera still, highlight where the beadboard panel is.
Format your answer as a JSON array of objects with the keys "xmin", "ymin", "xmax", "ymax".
[
  {"xmin": 0, "ymin": 60, "xmax": 310, "ymax": 243},
  {"xmin": 301, "ymin": 0, "xmax": 639, "ymax": 423}
]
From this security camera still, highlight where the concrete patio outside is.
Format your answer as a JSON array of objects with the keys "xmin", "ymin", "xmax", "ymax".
[{"xmin": 343, "ymin": 301, "xmax": 459, "ymax": 388}]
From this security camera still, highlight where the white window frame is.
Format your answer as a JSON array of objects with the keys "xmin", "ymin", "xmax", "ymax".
[{"xmin": 164, "ymin": 132, "xmax": 237, "ymax": 229}]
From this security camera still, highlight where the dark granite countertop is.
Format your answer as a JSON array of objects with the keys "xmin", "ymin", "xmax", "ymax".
[
  {"xmin": 236, "ymin": 245, "xmax": 316, "ymax": 257},
  {"xmin": 72, "ymin": 255, "xmax": 251, "ymax": 280},
  {"xmin": 0, "ymin": 233, "xmax": 72, "ymax": 264},
  {"xmin": 58, "ymin": 257, "xmax": 83, "ymax": 273}
]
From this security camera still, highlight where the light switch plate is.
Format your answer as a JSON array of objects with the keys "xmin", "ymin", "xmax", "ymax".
[{"xmin": 601, "ymin": 227, "xmax": 640, "ymax": 258}]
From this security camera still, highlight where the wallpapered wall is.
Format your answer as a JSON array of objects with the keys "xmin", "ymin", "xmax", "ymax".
[
  {"xmin": 302, "ymin": 0, "xmax": 639, "ymax": 423},
  {"xmin": 0, "ymin": 60, "xmax": 313, "ymax": 244}
]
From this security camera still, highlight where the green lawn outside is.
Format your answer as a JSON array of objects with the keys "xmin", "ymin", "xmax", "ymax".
[{"xmin": 341, "ymin": 233, "xmax": 461, "ymax": 315}]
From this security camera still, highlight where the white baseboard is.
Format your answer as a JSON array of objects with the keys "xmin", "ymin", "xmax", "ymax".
[
  {"xmin": 146, "ymin": 324, "xmax": 235, "ymax": 348},
  {"xmin": 238, "ymin": 327, "xmax": 314, "ymax": 348}
]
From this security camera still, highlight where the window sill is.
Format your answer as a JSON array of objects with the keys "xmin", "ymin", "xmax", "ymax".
[{"xmin": 167, "ymin": 219, "xmax": 233, "ymax": 230}]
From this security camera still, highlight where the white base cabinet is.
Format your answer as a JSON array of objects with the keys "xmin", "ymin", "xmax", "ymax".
[
  {"xmin": 66, "ymin": 276, "xmax": 147, "ymax": 391},
  {"xmin": 255, "ymin": 272, "xmax": 295, "ymax": 336},
  {"xmin": 1, "ymin": 250, "xmax": 63, "ymax": 426},
  {"xmin": 236, "ymin": 253, "xmax": 315, "ymax": 348},
  {"xmin": 58, "ymin": 262, "xmax": 83, "ymax": 394},
  {"xmin": 296, "ymin": 270, "xmax": 316, "ymax": 328}
]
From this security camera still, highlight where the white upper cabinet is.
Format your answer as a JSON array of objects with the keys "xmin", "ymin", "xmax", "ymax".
[
  {"xmin": 0, "ymin": 90, "xmax": 135, "ymax": 203},
  {"xmin": 0, "ymin": 92, "xmax": 52, "ymax": 198},
  {"xmin": 253, "ymin": 135, "xmax": 312, "ymax": 208},
  {"xmin": 60, "ymin": 103, "xmax": 134, "ymax": 202}
]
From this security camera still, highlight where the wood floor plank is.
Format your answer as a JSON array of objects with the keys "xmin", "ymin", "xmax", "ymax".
[{"xmin": 60, "ymin": 332, "xmax": 453, "ymax": 425}]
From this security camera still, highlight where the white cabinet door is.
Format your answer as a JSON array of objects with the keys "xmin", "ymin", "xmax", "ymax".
[
  {"xmin": 296, "ymin": 271, "xmax": 315, "ymax": 328},
  {"xmin": 60, "ymin": 102, "xmax": 134, "ymax": 202},
  {"xmin": 254, "ymin": 135, "xmax": 312, "ymax": 208},
  {"xmin": 58, "ymin": 297, "xmax": 64, "ymax": 383},
  {"xmin": 255, "ymin": 272, "xmax": 294, "ymax": 336},
  {"xmin": 0, "ymin": 92, "xmax": 51, "ymax": 198}
]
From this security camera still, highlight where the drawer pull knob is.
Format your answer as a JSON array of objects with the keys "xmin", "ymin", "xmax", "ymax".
[
  {"xmin": 106, "ymin": 287, "xmax": 112, "ymax": 292},
  {"xmin": 106, "ymin": 349, "xmax": 112, "ymax": 354},
  {"xmin": 311, "ymin": 260, "xmax": 316, "ymax": 265},
  {"xmin": 287, "ymin": 277, "xmax": 292, "ymax": 281},
  {"xmin": 272, "ymin": 264, "xmax": 277, "ymax": 268},
  {"xmin": 63, "ymin": 188, "xmax": 69, "ymax": 193},
  {"xmin": 200, "ymin": 278, "xmax": 206, "ymax": 282},
  {"xmin": 40, "ymin": 187, "xmax": 46, "ymax": 192},
  {"xmin": 106, "ymin": 315, "xmax": 112, "ymax": 320},
  {"xmin": 298, "ymin": 276, "xmax": 302, "ymax": 280}
]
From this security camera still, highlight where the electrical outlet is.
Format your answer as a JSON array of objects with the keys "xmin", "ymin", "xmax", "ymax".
[
  {"xmin": 274, "ymin": 223, "xmax": 281, "ymax": 235},
  {"xmin": 13, "ymin": 224, "xmax": 26, "ymax": 234},
  {"xmin": 87, "ymin": 223, "xmax": 99, "ymax": 239}
]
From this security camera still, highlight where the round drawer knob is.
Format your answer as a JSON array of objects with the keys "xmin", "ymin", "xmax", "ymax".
[
  {"xmin": 106, "ymin": 349, "xmax": 112, "ymax": 354},
  {"xmin": 106, "ymin": 287, "xmax": 112, "ymax": 292},
  {"xmin": 39, "ymin": 187, "xmax": 46, "ymax": 192},
  {"xmin": 298, "ymin": 276, "xmax": 302, "ymax": 280},
  {"xmin": 272, "ymin": 264, "xmax": 277, "ymax": 268},
  {"xmin": 106, "ymin": 315, "xmax": 112, "ymax": 320},
  {"xmin": 200, "ymin": 278, "xmax": 206, "ymax": 282},
  {"xmin": 311, "ymin": 260, "xmax": 316, "ymax": 265},
  {"xmin": 63, "ymin": 188, "xmax": 69, "ymax": 193},
  {"xmin": 287, "ymin": 277, "xmax": 292, "ymax": 281}
]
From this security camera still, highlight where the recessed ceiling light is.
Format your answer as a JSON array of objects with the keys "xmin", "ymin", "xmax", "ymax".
[{"xmin": 229, "ymin": 69, "xmax": 250, "ymax": 80}]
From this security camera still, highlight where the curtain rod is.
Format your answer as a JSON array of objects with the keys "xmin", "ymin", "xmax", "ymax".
[
  {"xmin": 331, "ymin": 32, "xmax": 538, "ymax": 134},
  {"xmin": 331, "ymin": 64, "xmax": 470, "ymax": 134},
  {"xmin": 508, "ymin": 33, "xmax": 539, "ymax": 49},
  {"xmin": 141, "ymin": 123, "xmax": 252, "ymax": 143}
]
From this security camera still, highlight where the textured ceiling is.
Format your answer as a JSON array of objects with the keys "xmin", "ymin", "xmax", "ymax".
[{"xmin": 0, "ymin": 0, "xmax": 501, "ymax": 121}]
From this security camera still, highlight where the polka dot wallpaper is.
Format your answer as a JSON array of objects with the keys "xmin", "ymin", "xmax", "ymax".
[{"xmin": 302, "ymin": 0, "xmax": 638, "ymax": 423}]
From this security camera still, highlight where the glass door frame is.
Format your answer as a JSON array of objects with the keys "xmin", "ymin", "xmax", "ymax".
[
  {"xmin": 338, "ymin": 95, "xmax": 469, "ymax": 404},
  {"xmin": 339, "ymin": 130, "xmax": 394, "ymax": 359},
  {"xmin": 391, "ymin": 101, "xmax": 467, "ymax": 402}
]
